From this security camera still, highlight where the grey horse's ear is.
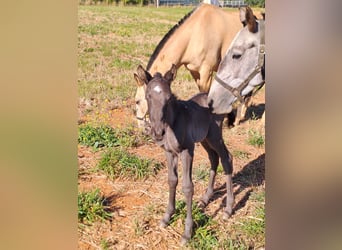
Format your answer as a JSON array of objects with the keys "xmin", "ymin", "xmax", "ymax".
[
  {"xmin": 164, "ymin": 64, "xmax": 177, "ymax": 83},
  {"xmin": 134, "ymin": 65, "xmax": 152, "ymax": 86},
  {"xmin": 239, "ymin": 7, "xmax": 247, "ymax": 26},
  {"xmin": 245, "ymin": 6, "xmax": 257, "ymax": 33}
]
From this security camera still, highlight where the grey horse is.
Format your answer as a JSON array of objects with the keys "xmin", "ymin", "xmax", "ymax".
[
  {"xmin": 208, "ymin": 6, "xmax": 265, "ymax": 118},
  {"xmin": 134, "ymin": 64, "xmax": 234, "ymax": 244}
]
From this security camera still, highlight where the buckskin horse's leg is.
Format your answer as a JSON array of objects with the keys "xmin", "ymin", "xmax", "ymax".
[
  {"xmin": 235, "ymin": 94, "xmax": 252, "ymax": 126},
  {"xmin": 198, "ymin": 64, "xmax": 213, "ymax": 93},
  {"xmin": 160, "ymin": 151, "xmax": 178, "ymax": 228},
  {"xmin": 180, "ymin": 148, "xmax": 194, "ymax": 245},
  {"xmin": 199, "ymin": 140, "xmax": 219, "ymax": 208}
]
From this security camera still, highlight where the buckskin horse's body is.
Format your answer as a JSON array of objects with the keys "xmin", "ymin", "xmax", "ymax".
[
  {"xmin": 134, "ymin": 3, "xmax": 242, "ymax": 127},
  {"xmin": 135, "ymin": 64, "xmax": 234, "ymax": 244}
]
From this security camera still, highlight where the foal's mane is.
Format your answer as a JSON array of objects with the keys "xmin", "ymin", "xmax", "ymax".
[{"xmin": 146, "ymin": 6, "xmax": 198, "ymax": 71}]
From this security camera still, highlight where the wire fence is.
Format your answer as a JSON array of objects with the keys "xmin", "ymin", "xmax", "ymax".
[
  {"xmin": 79, "ymin": 0, "xmax": 247, "ymax": 7},
  {"xmin": 157, "ymin": 0, "xmax": 200, "ymax": 6}
]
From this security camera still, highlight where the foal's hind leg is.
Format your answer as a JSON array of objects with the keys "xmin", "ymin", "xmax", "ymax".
[
  {"xmin": 218, "ymin": 145, "xmax": 234, "ymax": 219},
  {"xmin": 198, "ymin": 140, "xmax": 219, "ymax": 208},
  {"xmin": 207, "ymin": 133, "xmax": 234, "ymax": 219},
  {"xmin": 160, "ymin": 151, "xmax": 178, "ymax": 228},
  {"xmin": 180, "ymin": 148, "xmax": 194, "ymax": 244}
]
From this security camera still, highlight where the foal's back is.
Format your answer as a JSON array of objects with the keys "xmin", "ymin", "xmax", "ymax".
[{"xmin": 172, "ymin": 93, "xmax": 213, "ymax": 145}]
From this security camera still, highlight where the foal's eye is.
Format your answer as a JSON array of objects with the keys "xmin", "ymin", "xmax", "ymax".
[
  {"xmin": 136, "ymin": 100, "xmax": 140, "ymax": 105},
  {"xmin": 232, "ymin": 54, "xmax": 242, "ymax": 60}
]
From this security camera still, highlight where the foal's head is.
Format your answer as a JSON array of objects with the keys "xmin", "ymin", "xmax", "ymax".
[{"xmin": 134, "ymin": 64, "xmax": 177, "ymax": 141}]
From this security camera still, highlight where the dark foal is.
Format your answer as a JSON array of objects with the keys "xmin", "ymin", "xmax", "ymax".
[{"xmin": 134, "ymin": 64, "xmax": 234, "ymax": 244}]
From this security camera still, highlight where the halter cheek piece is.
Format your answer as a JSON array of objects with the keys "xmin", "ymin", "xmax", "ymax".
[
  {"xmin": 136, "ymin": 113, "xmax": 149, "ymax": 125},
  {"xmin": 215, "ymin": 20, "xmax": 265, "ymax": 104}
]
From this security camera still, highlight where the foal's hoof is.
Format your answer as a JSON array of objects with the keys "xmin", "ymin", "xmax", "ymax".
[
  {"xmin": 198, "ymin": 200, "xmax": 207, "ymax": 210},
  {"xmin": 222, "ymin": 211, "xmax": 232, "ymax": 221},
  {"xmin": 180, "ymin": 235, "xmax": 190, "ymax": 246}
]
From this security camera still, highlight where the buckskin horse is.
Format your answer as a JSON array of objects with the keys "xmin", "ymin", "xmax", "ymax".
[
  {"xmin": 134, "ymin": 3, "xmax": 242, "ymax": 128},
  {"xmin": 134, "ymin": 64, "xmax": 234, "ymax": 244}
]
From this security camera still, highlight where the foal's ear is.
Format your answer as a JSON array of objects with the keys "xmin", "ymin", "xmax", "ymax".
[
  {"xmin": 164, "ymin": 64, "xmax": 177, "ymax": 83},
  {"xmin": 134, "ymin": 65, "xmax": 152, "ymax": 86}
]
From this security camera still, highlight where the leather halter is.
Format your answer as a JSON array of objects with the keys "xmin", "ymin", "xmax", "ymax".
[
  {"xmin": 136, "ymin": 115, "xmax": 146, "ymax": 121},
  {"xmin": 214, "ymin": 20, "xmax": 265, "ymax": 104}
]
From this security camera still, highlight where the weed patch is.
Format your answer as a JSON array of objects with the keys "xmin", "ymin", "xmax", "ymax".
[
  {"xmin": 247, "ymin": 129, "xmax": 265, "ymax": 147},
  {"xmin": 232, "ymin": 150, "xmax": 251, "ymax": 160},
  {"xmin": 98, "ymin": 148, "xmax": 163, "ymax": 180},
  {"xmin": 78, "ymin": 189, "xmax": 112, "ymax": 224},
  {"xmin": 193, "ymin": 163, "xmax": 209, "ymax": 182},
  {"xmin": 78, "ymin": 124, "xmax": 145, "ymax": 149}
]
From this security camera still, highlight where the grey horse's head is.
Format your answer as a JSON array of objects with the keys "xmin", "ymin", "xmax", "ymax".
[
  {"xmin": 208, "ymin": 7, "xmax": 265, "ymax": 114},
  {"xmin": 134, "ymin": 64, "xmax": 177, "ymax": 141}
]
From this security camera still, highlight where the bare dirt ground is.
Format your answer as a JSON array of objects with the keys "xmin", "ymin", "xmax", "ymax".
[{"xmin": 78, "ymin": 88, "xmax": 265, "ymax": 249}]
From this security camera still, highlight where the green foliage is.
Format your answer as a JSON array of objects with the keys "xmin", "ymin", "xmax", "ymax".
[
  {"xmin": 245, "ymin": 0, "xmax": 265, "ymax": 7},
  {"xmin": 247, "ymin": 129, "xmax": 265, "ymax": 147},
  {"xmin": 78, "ymin": 189, "xmax": 112, "ymax": 224},
  {"xmin": 78, "ymin": 124, "xmax": 143, "ymax": 149},
  {"xmin": 98, "ymin": 148, "xmax": 163, "ymax": 180}
]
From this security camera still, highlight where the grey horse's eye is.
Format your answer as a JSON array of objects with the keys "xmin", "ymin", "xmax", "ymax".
[
  {"xmin": 136, "ymin": 100, "xmax": 140, "ymax": 105},
  {"xmin": 232, "ymin": 54, "xmax": 242, "ymax": 60}
]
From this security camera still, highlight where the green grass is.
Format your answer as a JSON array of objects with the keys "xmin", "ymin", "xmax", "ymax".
[
  {"xmin": 170, "ymin": 200, "xmax": 218, "ymax": 248},
  {"xmin": 193, "ymin": 163, "xmax": 209, "ymax": 182},
  {"xmin": 247, "ymin": 129, "xmax": 265, "ymax": 147},
  {"xmin": 97, "ymin": 148, "xmax": 163, "ymax": 180},
  {"xmin": 100, "ymin": 239, "xmax": 110, "ymax": 250},
  {"xmin": 225, "ymin": 191, "xmax": 265, "ymax": 249},
  {"xmin": 78, "ymin": 189, "xmax": 112, "ymax": 224},
  {"xmin": 78, "ymin": 124, "xmax": 146, "ymax": 149},
  {"xmin": 240, "ymin": 206, "xmax": 265, "ymax": 238},
  {"xmin": 78, "ymin": 6, "xmax": 192, "ymax": 103},
  {"xmin": 232, "ymin": 149, "xmax": 251, "ymax": 160}
]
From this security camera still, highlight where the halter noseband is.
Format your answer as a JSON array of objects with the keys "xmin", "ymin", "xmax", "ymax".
[
  {"xmin": 214, "ymin": 20, "xmax": 265, "ymax": 104},
  {"xmin": 136, "ymin": 115, "xmax": 146, "ymax": 121}
]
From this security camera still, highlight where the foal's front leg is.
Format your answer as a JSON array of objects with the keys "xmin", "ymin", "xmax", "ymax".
[
  {"xmin": 180, "ymin": 148, "xmax": 194, "ymax": 245},
  {"xmin": 160, "ymin": 151, "xmax": 178, "ymax": 228}
]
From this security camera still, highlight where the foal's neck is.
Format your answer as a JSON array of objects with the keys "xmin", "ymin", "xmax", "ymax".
[{"xmin": 165, "ymin": 95, "xmax": 179, "ymax": 128}]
